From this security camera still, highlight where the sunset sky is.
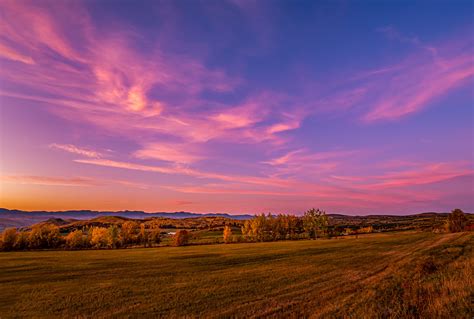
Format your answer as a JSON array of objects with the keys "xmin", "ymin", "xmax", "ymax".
[{"xmin": 0, "ymin": 0, "xmax": 473, "ymax": 215}]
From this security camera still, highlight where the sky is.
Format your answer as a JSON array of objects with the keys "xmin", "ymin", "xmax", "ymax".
[{"xmin": 0, "ymin": 0, "xmax": 473, "ymax": 215}]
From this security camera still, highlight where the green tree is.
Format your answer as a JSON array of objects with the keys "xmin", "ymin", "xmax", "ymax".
[
  {"xmin": 108, "ymin": 225, "xmax": 120, "ymax": 248},
  {"xmin": 303, "ymin": 208, "xmax": 329, "ymax": 239}
]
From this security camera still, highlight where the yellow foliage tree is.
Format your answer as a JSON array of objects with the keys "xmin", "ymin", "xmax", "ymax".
[
  {"xmin": 121, "ymin": 221, "xmax": 139, "ymax": 246},
  {"xmin": 139, "ymin": 223, "xmax": 149, "ymax": 247},
  {"xmin": 149, "ymin": 223, "xmax": 161, "ymax": 246},
  {"xmin": 173, "ymin": 230, "xmax": 189, "ymax": 246},
  {"xmin": 65, "ymin": 230, "xmax": 85, "ymax": 249},
  {"xmin": 90, "ymin": 227, "xmax": 110, "ymax": 248},
  {"xmin": 14, "ymin": 231, "xmax": 30, "ymax": 250},
  {"xmin": 1, "ymin": 228, "xmax": 17, "ymax": 251},
  {"xmin": 223, "ymin": 226, "xmax": 233, "ymax": 243},
  {"xmin": 29, "ymin": 224, "xmax": 61, "ymax": 249}
]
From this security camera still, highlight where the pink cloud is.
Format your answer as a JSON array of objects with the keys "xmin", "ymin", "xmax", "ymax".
[
  {"xmin": 263, "ymin": 149, "xmax": 357, "ymax": 179},
  {"xmin": 0, "ymin": 43, "xmax": 35, "ymax": 65},
  {"xmin": 361, "ymin": 34, "xmax": 474, "ymax": 122},
  {"xmin": 1, "ymin": 175, "xmax": 99, "ymax": 187},
  {"xmin": 326, "ymin": 161, "xmax": 473, "ymax": 191},
  {"xmin": 0, "ymin": 0, "xmax": 241, "ymax": 143},
  {"xmin": 1, "ymin": 175, "xmax": 150, "ymax": 189},
  {"xmin": 74, "ymin": 158, "xmax": 294, "ymax": 188},
  {"xmin": 133, "ymin": 143, "xmax": 203, "ymax": 164},
  {"xmin": 369, "ymin": 162, "xmax": 473, "ymax": 189},
  {"xmin": 49, "ymin": 143, "xmax": 102, "ymax": 158}
]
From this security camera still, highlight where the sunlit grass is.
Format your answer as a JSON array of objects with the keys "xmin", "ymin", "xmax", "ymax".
[{"xmin": 0, "ymin": 231, "xmax": 472, "ymax": 318}]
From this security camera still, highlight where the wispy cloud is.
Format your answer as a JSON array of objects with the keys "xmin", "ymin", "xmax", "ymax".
[
  {"xmin": 133, "ymin": 143, "xmax": 203, "ymax": 165},
  {"xmin": 1, "ymin": 175, "xmax": 150, "ymax": 189},
  {"xmin": 49, "ymin": 143, "xmax": 102, "ymax": 158},
  {"xmin": 74, "ymin": 158, "xmax": 293, "ymax": 188},
  {"xmin": 362, "ymin": 53, "xmax": 474, "ymax": 122},
  {"xmin": 1, "ymin": 175, "xmax": 99, "ymax": 187}
]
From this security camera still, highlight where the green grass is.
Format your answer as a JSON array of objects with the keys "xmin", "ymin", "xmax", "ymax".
[{"xmin": 0, "ymin": 231, "xmax": 472, "ymax": 318}]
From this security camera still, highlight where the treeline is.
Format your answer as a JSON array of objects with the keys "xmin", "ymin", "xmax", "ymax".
[
  {"xmin": 240, "ymin": 208, "xmax": 329, "ymax": 241},
  {"xmin": 0, "ymin": 221, "xmax": 164, "ymax": 251},
  {"xmin": 1, "ymin": 208, "xmax": 470, "ymax": 251}
]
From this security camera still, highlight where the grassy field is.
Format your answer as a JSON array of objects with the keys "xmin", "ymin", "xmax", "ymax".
[{"xmin": 0, "ymin": 231, "xmax": 472, "ymax": 318}]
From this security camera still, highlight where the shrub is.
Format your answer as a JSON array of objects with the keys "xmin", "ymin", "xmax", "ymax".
[{"xmin": 173, "ymin": 230, "xmax": 189, "ymax": 246}]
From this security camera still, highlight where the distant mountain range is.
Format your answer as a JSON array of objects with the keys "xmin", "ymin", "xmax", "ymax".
[{"xmin": 0, "ymin": 208, "xmax": 254, "ymax": 230}]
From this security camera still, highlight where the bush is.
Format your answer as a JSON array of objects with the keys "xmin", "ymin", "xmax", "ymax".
[{"xmin": 173, "ymin": 230, "xmax": 189, "ymax": 246}]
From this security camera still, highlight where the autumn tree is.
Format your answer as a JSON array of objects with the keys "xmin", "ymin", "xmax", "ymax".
[
  {"xmin": 108, "ymin": 225, "xmax": 120, "ymax": 248},
  {"xmin": 14, "ymin": 231, "xmax": 30, "ymax": 250},
  {"xmin": 29, "ymin": 224, "xmax": 61, "ymax": 249},
  {"xmin": 241, "ymin": 220, "xmax": 252, "ymax": 240},
  {"xmin": 121, "ymin": 221, "xmax": 139, "ymax": 246},
  {"xmin": 90, "ymin": 227, "xmax": 111, "ymax": 248},
  {"xmin": 303, "ymin": 208, "xmax": 329, "ymax": 239},
  {"xmin": 149, "ymin": 222, "xmax": 161, "ymax": 246},
  {"xmin": 1, "ymin": 228, "xmax": 17, "ymax": 251},
  {"xmin": 65, "ymin": 230, "xmax": 85, "ymax": 249},
  {"xmin": 173, "ymin": 230, "xmax": 189, "ymax": 246},
  {"xmin": 223, "ymin": 225, "xmax": 233, "ymax": 243},
  {"xmin": 251, "ymin": 214, "xmax": 269, "ymax": 241},
  {"xmin": 138, "ymin": 223, "xmax": 149, "ymax": 247},
  {"xmin": 446, "ymin": 209, "xmax": 468, "ymax": 233}
]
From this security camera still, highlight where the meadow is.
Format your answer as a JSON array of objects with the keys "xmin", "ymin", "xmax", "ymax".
[{"xmin": 0, "ymin": 231, "xmax": 472, "ymax": 318}]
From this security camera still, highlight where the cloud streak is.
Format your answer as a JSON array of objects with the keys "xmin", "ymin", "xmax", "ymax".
[{"xmin": 49, "ymin": 143, "xmax": 102, "ymax": 158}]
